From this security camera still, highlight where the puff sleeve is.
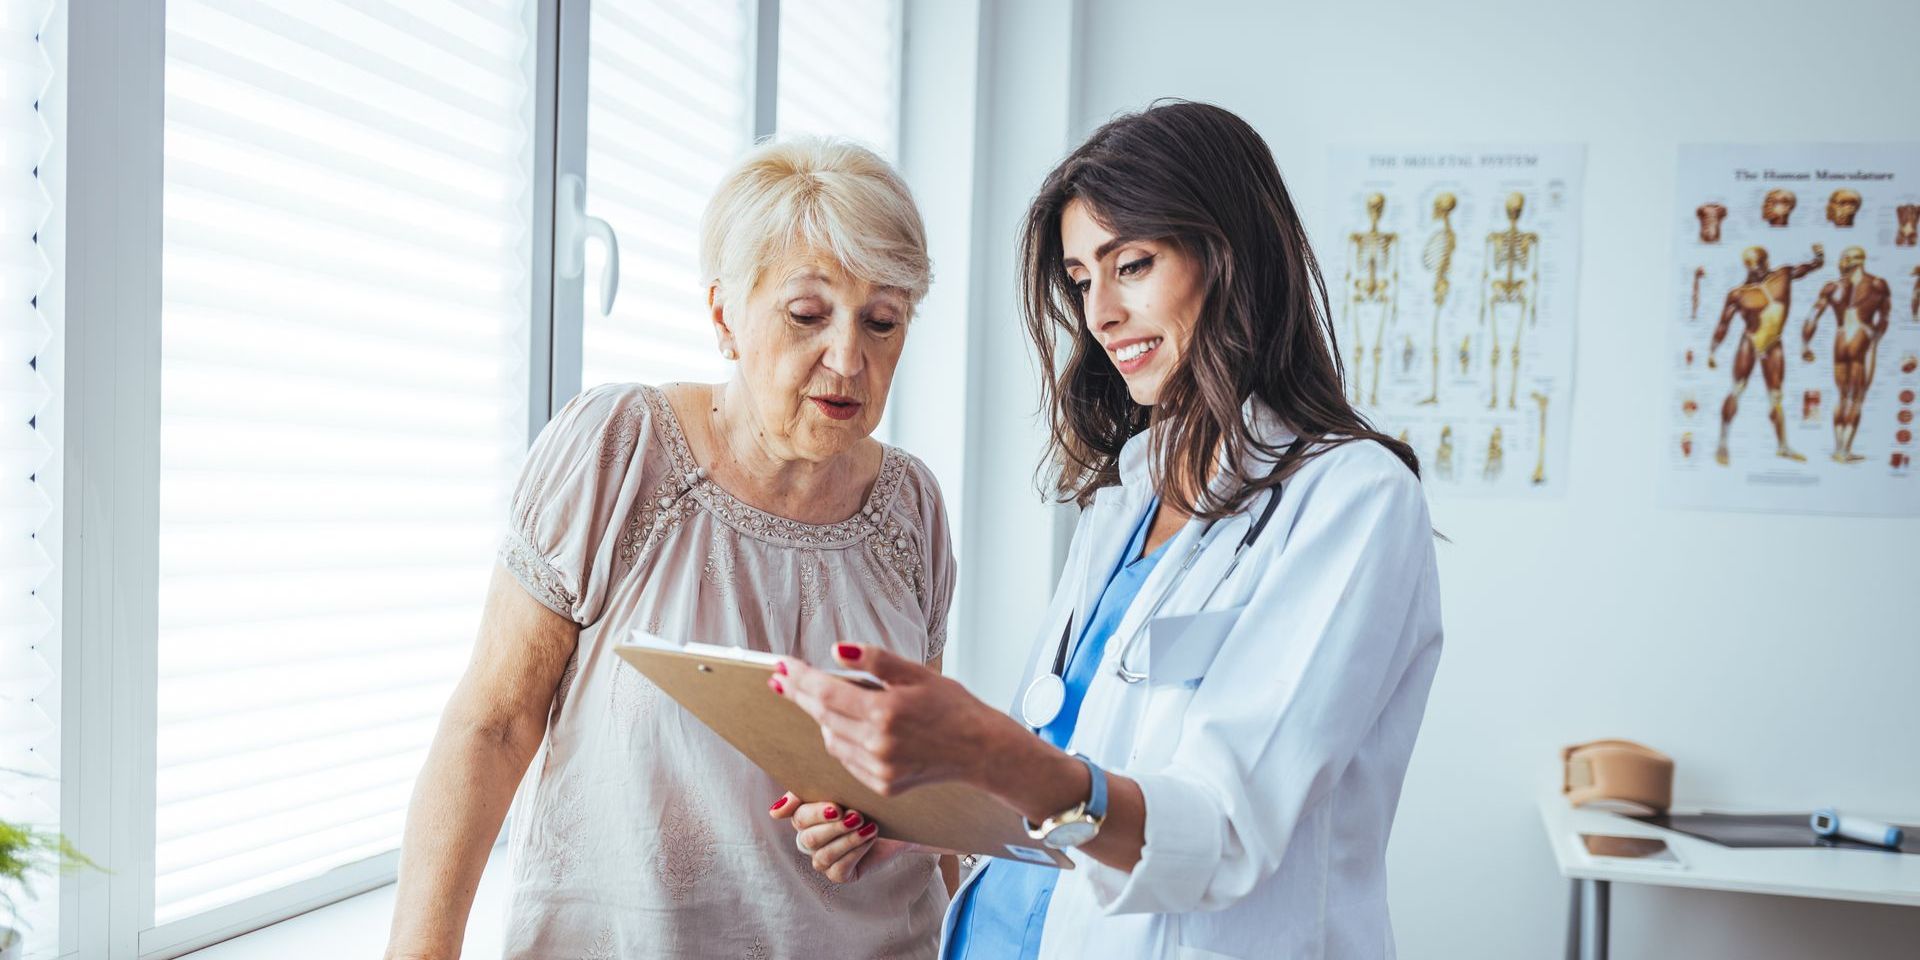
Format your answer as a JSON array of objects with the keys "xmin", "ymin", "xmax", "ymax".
[
  {"xmin": 497, "ymin": 385, "xmax": 659, "ymax": 628},
  {"xmin": 911, "ymin": 457, "xmax": 957, "ymax": 664}
]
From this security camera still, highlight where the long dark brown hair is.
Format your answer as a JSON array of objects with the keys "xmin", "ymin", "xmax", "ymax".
[{"xmin": 1021, "ymin": 100, "xmax": 1418, "ymax": 518}]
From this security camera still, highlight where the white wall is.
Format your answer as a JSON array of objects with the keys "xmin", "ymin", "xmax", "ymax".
[
  {"xmin": 896, "ymin": 0, "xmax": 1082, "ymax": 702},
  {"xmin": 893, "ymin": 0, "xmax": 987, "ymax": 654},
  {"xmin": 937, "ymin": 0, "xmax": 1920, "ymax": 957}
]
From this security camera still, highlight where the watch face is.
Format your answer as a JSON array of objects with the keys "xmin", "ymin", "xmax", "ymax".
[{"xmin": 1043, "ymin": 820, "xmax": 1098, "ymax": 850}]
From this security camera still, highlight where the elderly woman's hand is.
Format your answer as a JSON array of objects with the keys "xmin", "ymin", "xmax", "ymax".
[
  {"xmin": 769, "ymin": 792, "xmax": 914, "ymax": 883},
  {"xmin": 769, "ymin": 644, "xmax": 1030, "ymax": 797}
]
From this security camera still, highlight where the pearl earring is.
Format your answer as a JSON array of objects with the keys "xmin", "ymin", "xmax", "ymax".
[{"xmin": 722, "ymin": 347, "xmax": 738, "ymax": 361}]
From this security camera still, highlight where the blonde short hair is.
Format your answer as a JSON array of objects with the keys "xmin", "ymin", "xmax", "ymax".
[{"xmin": 699, "ymin": 136, "xmax": 931, "ymax": 311}]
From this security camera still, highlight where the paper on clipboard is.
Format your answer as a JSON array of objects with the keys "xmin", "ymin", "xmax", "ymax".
[
  {"xmin": 615, "ymin": 631, "xmax": 1073, "ymax": 868},
  {"xmin": 625, "ymin": 633, "xmax": 886, "ymax": 688}
]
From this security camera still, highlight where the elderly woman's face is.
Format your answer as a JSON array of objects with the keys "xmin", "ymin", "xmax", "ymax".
[{"xmin": 718, "ymin": 253, "xmax": 909, "ymax": 461}]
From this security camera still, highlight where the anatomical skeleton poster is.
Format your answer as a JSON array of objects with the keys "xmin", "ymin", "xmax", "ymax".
[
  {"xmin": 1665, "ymin": 144, "xmax": 1920, "ymax": 516},
  {"xmin": 1326, "ymin": 145, "xmax": 1586, "ymax": 498}
]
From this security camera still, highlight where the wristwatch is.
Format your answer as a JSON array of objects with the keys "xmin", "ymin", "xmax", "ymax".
[{"xmin": 1026, "ymin": 752, "xmax": 1108, "ymax": 850}]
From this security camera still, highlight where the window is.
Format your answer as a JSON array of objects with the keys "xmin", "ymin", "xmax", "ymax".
[
  {"xmin": 577, "ymin": 0, "xmax": 751, "ymax": 391},
  {"xmin": 154, "ymin": 0, "xmax": 535, "ymax": 939},
  {"xmin": 776, "ymin": 0, "xmax": 903, "ymax": 160},
  {"xmin": 57, "ymin": 0, "xmax": 910, "ymax": 952}
]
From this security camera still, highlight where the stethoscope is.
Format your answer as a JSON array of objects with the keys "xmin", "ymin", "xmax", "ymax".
[{"xmin": 1021, "ymin": 447, "xmax": 1300, "ymax": 730}]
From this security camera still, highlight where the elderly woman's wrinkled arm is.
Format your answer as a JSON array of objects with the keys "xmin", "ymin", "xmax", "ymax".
[{"xmin": 384, "ymin": 565, "xmax": 577, "ymax": 960}]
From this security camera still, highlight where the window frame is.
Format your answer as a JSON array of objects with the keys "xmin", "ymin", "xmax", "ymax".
[
  {"xmin": 65, "ymin": 0, "xmax": 165, "ymax": 954},
  {"xmin": 547, "ymin": 0, "xmax": 783, "ymax": 425}
]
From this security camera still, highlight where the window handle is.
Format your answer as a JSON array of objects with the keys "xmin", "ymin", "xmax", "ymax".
[{"xmin": 558, "ymin": 173, "xmax": 620, "ymax": 316}]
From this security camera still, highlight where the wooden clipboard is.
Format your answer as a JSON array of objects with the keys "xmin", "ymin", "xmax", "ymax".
[{"xmin": 615, "ymin": 637, "xmax": 1072, "ymax": 869}]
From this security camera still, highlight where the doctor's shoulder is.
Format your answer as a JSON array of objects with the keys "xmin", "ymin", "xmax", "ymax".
[{"xmin": 1288, "ymin": 435, "xmax": 1433, "ymax": 529}]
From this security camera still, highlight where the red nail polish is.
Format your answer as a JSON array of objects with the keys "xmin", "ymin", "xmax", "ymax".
[
  {"xmin": 823, "ymin": 805, "xmax": 838, "ymax": 820},
  {"xmin": 768, "ymin": 677, "xmax": 785, "ymax": 695},
  {"xmin": 775, "ymin": 661, "xmax": 788, "ymax": 676},
  {"xmin": 835, "ymin": 643, "xmax": 862, "ymax": 661},
  {"xmin": 842, "ymin": 811, "xmax": 862, "ymax": 828},
  {"xmin": 858, "ymin": 821, "xmax": 878, "ymax": 838},
  {"xmin": 770, "ymin": 796, "xmax": 789, "ymax": 812}
]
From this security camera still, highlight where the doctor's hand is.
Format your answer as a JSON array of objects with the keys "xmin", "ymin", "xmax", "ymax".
[
  {"xmin": 774, "ymin": 646, "xmax": 1150, "ymax": 874},
  {"xmin": 770, "ymin": 644, "xmax": 1029, "ymax": 797}
]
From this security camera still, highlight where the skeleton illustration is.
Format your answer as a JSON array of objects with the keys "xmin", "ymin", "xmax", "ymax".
[
  {"xmin": 1530, "ymin": 391, "xmax": 1549, "ymax": 486},
  {"xmin": 1477, "ymin": 192, "xmax": 1541, "ymax": 410},
  {"xmin": 1340, "ymin": 193, "xmax": 1400, "ymax": 405},
  {"xmin": 1419, "ymin": 192, "xmax": 1457, "ymax": 405}
]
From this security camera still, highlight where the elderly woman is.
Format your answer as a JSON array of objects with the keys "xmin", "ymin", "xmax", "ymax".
[{"xmin": 383, "ymin": 138, "xmax": 956, "ymax": 959}]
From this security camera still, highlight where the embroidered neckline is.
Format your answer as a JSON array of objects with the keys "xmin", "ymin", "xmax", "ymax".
[{"xmin": 639, "ymin": 384, "xmax": 907, "ymax": 549}]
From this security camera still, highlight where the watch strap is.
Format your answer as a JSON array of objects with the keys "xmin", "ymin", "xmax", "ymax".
[{"xmin": 1071, "ymin": 752, "xmax": 1108, "ymax": 821}]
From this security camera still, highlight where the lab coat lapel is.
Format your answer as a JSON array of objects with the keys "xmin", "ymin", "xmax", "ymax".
[
  {"xmin": 1096, "ymin": 395, "xmax": 1299, "ymax": 677},
  {"xmin": 1158, "ymin": 491, "xmax": 1266, "ymax": 617},
  {"xmin": 1006, "ymin": 486, "xmax": 1135, "ymax": 720},
  {"xmin": 1101, "ymin": 473, "xmax": 1279, "ymax": 668},
  {"xmin": 1100, "ymin": 510, "xmax": 1207, "ymax": 672},
  {"xmin": 1073, "ymin": 484, "xmax": 1143, "ymax": 647}
]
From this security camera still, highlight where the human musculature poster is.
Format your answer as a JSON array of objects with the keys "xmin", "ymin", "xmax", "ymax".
[
  {"xmin": 1665, "ymin": 144, "xmax": 1920, "ymax": 516},
  {"xmin": 1325, "ymin": 145, "xmax": 1586, "ymax": 498}
]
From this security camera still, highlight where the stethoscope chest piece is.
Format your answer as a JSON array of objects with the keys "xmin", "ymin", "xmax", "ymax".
[{"xmin": 1021, "ymin": 672, "xmax": 1066, "ymax": 729}]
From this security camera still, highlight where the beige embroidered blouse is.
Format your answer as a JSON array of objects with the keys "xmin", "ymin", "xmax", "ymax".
[{"xmin": 497, "ymin": 383, "xmax": 954, "ymax": 959}]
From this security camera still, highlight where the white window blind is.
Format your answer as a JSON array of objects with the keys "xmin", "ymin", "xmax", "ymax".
[
  {"xmin": 0, "ymin": 0, "xmax": 59, "ymax": 951},
  {"xmin": 157, "ymin": 0, "xmax": 533, "ymax": 928},
  {"xmin": 578, "ymin": 0, "xmax": 749, "ymax": 391},
  {"xmin": 775, "ymin": 0, "xmax": 901, "ymax": 161}
]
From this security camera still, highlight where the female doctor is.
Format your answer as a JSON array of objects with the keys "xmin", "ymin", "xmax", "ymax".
[{"xmin": 769, "ymin": 100, "xmax": 1443, "ymax": 959}]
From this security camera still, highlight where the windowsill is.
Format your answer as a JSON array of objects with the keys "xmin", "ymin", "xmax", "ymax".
[{"xmin": 182, "ymin": 854, "xmax": 510, "ymax": 960}]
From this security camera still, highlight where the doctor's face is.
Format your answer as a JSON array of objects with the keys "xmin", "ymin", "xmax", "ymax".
[{"xmin": 1060, "ymin": 198, "xmax": 1206, "ymax": 406}]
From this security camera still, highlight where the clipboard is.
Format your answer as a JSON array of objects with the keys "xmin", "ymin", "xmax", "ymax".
[{"xmin": 615, "ymin": 633, "xmax": 1073, "ymax": 869}]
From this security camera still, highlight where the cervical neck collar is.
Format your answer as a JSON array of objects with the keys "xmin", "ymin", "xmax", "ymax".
[{"xmin": 1562, "ymin": 739, "xmax": 1673, "ymax": 813}]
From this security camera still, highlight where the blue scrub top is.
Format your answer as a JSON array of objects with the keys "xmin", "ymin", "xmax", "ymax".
[{"xmin": 945, "ymin": 498, "xmax": 1168, "ymax": 960}]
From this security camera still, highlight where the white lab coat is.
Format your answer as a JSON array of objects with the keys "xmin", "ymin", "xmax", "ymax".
[{"xmin": 941, "ymin": 400, "xmax": 1443, "ymax": 960}]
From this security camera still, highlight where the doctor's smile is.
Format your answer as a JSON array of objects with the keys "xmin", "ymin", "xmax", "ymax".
[{"xmin": 1106, "ymin": 334, "xmax": 1163, "ymax": 374}]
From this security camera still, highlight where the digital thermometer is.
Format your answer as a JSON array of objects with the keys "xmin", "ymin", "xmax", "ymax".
[{"xmin": 1811, "ymin": 808, "xmax": 1904, "ymax": 849}]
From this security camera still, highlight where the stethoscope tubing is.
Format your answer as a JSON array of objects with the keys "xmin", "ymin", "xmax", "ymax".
[{"xmin": 1023, "ymin": 443, "xmax": 1300, "ymax": 728}]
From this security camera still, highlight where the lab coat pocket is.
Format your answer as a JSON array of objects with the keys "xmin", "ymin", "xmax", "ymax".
[
  {"xmin": 1129, "ymin": 605, "xmax": 1244, "ymax": 769},
  {"xmin": 1146, "ymin": 605, "xmax": 1244, "ymax": 687}
]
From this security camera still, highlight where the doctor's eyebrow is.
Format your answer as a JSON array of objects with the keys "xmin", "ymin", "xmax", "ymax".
[{"xmin": 1063, "ymin": 237, "xmax": 1149, "ymax": 271}]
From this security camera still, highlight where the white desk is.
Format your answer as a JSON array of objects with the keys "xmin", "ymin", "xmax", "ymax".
[{"xmin": 1538, "ymin": 794, "xmax": 1920, "ymax": 960}]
